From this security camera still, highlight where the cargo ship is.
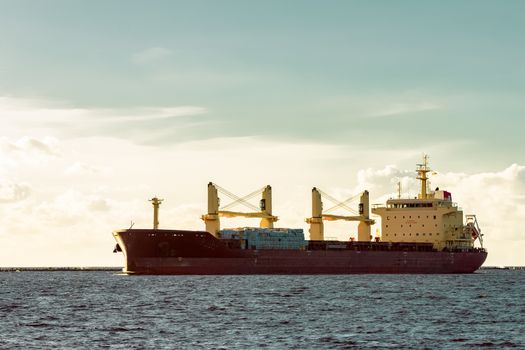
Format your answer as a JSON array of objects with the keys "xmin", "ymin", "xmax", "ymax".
[{"xmin": 113, "ymin": 156, "xmax": 487, "ymax": 274}]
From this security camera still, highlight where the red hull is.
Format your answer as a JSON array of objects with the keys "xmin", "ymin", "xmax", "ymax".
[{"xmin": 113, "ymin": 229, "xmax": 487, "ymax": 275}]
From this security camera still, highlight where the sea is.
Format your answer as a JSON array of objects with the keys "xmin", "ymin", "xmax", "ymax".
[{"xmin": 1, "ymin": 269, "xmax": 523, "ymax": 349}]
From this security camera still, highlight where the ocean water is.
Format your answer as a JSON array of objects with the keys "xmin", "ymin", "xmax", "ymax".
[{"xmin": 1, "ymin": 270, "xmax": 523, "ymax": 349}]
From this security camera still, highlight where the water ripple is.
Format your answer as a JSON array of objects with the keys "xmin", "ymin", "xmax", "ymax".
[{"xmin": 0, "ymin": 270, "xmax": 524, "ymax": 349}]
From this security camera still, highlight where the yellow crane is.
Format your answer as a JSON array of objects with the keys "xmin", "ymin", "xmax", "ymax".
[
  {"xmin": 201, "ymin": 182, "xmax": 278, "ymax": 237},
  {"xmin": 306, "ymin": 188, "xmax": 375, "ymax": 241}
]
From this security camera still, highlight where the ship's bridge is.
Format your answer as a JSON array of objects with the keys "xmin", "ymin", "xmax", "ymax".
[{"xmin": 377, "ymin": 198, "xmax": 459, "ymax": 211}]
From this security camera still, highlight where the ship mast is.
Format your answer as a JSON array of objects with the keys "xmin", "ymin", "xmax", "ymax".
[
  {"xmin": 149, "ymin": 197, "xmax": 164, "ymax": 229},
  {"xmin": 416, "ymin": 155, "xmax": 431, "ymax": 199}
]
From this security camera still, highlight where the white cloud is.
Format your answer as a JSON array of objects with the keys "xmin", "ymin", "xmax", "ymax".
[
  {"xmin": 64, "ymin": 162, "xmax": 102, "ymax": 176},
  {"xmin": 100, "ymin": 106, "xmax": 207, "ymax": 122},
  {"xmin": 0, "ymin": 136, "xmax": 59, "ymax": 156},
  {"xmin": 316, "ymin": 93, "xmax": 443, "ymax": 119},
  {"xmin": 0, "ymin": 182, "xmax": 31, "ymax": 203},
  {"xmin": 0, "ymin": 96, "xmax": 206, "ymax": 124},
  {"xmin": 0, "ymin": 136, "xmax": 60, "ymax": 172},
  {"xmin": 131, "ymin": 47, "xmax": 173, "ymax": 64},
  {"xmin": 369, "ymin": 102, "xmax": 441, "ymax": 117},
  {"xmin": 0, "ymin": 96, "xmax": 208, "ymax": 144}
]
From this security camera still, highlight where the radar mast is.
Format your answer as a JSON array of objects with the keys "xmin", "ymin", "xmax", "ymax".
[{"xmin": 416, "ymin": 155, "xmax": 432, "ymax": 199}]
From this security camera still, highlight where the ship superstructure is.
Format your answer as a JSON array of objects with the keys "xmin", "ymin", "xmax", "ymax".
[
  {"xmin": 372, "ymin": 155, "xmax": 483, "ymax": 251},
  {"xmin": 112, "ymin": 156, "xmax": 487, "ymax": 274}
]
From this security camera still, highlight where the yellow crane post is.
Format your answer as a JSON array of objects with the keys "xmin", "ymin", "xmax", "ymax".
[{"xmin": 149, "ymin": 197, "xmax": 164, "ymax": 230}]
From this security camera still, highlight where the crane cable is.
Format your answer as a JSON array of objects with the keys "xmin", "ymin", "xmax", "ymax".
[
  {"xmin": 317, "ymin": 189, "xmax": 360, "ymax": 215},
  {"xmin": 213, "ymin": 183, "xmax": 266, "ymax": 212}
]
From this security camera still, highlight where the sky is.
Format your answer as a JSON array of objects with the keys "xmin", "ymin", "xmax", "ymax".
[{"xmin": 0, "ymin": 0, "xmax": 524, "ymax": 266}]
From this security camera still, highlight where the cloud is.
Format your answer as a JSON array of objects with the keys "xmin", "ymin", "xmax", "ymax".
[
  {"xmin": 131, "ymin": 47, "xmax": 173, "ymax": 64},
  {"xmin": 0, "ymin": 182, "xmax": 31, "ymax": 203},
  {"xmin": 88, "ymin": 198, "xmax": 110, "ymax": 212},
  {"xmin": 0, "ymin": 137, "xmax": 60, "ymax": 171},
  {"xmin": 0, "ymin": 96, "xmax": 209, "ymax": 145},
  {"xmin": 369, "ymin": 102, "xmax": 441, "ymax": 117},
  {"xmin": 64, "ymin": 162, "xmax": 102, "ymax": 176},
  {"xmin": 32, "ymin": 191, "xmax": 116, "ymax": 227},
  {"xmin": 355, "ymin": 165, "xmax": 415, "ymax": 196},
  {"xmin": 316, "ymin": 93, "xmax": 443, "ymax": 119},
  {"xmin": 100, "ymin": 106, "xmax": 207, "ymax": 122},
  {"xmin": 0, "ymin": 136, "xmax": 59, "ymax": 157}
]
